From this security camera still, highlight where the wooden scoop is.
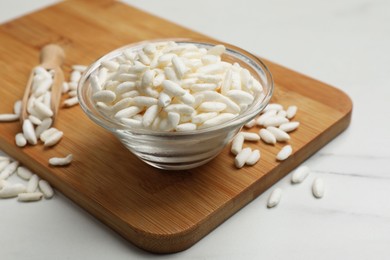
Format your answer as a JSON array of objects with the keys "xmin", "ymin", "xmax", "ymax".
[{"xmin": 20, "ymin": 44, "xmax": 65, "ymax": 123}]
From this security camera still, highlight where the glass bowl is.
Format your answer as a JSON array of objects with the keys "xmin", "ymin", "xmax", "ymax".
[{"xmin": 77, "ymin": 39, "xmax": 273, "ymax": 170}]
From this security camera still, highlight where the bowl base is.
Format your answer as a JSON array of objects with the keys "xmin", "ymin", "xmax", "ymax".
[{"xmin": 138, "ymin": 154, "xmax": 218, "ymax": 170}]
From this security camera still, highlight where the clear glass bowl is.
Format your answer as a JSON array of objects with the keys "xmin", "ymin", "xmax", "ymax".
[{"xmin": 77, "ymin": 39, "xmax": 273, "ymax": 170}]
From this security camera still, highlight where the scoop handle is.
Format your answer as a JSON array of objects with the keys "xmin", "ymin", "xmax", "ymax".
[{"xmin": 40, "ymin": 44, "xmax": 65, "ymax": 68}]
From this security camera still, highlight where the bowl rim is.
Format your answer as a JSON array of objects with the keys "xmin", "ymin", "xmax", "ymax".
[{"xmin": 77, "ymin": 38, "xmax": 274, "ymax": 137}]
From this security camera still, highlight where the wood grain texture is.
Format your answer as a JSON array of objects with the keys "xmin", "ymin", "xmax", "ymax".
[{"xmin": 0, "ymin": 0, "xmax": 352, "ymax": 253}]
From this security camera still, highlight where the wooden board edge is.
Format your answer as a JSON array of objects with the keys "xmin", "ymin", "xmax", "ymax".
[
  {"xmin": 0, "ymin": 104, "xmax": 352, "ymax": 254},
  {"xmin": 63, "ymin": 107, "xmax": 352, "ymax": 254}
]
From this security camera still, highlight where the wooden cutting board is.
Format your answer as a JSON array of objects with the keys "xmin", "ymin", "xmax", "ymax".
[{"xmin": 0, "ymin": 0, "xmax": 352, "ymax": 253}]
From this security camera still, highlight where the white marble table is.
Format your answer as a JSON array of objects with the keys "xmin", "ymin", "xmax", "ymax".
[{"xmin": 1, "ymin": 0, "xmax": 389, "ymax": 259}]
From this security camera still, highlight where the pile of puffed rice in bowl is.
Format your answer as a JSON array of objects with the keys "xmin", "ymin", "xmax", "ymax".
[{"xmin": 77, "ymin": 39, "xmax": 273, "ymax": 170}]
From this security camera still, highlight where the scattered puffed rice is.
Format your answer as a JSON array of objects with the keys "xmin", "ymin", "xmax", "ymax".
[
  {"xmin": 0, "ymin": 183, "xmax": 26, "ymax": 198},
  {"xmin": 13, "ymin": 100, "xmax": 22, "ymax": 115},
  {"xmin": 26, "ymin": 174, "xmax": 39, "ymax": 193},
  {"xmin": 266, "ymin": 126, "xmax": 290, "ymax": 142},
  {"xmin": 0, "ymin": 160, "xmax": 10, "ymax": 172},
  {"xmin": 0, "ymin": 179, "xmax": 8, "ymax": 189},
  {"xmin": 0, "ymin": 114, "xmax": 19, "ymax": 122},
  {"xmin": 38, "ymin": 180, "xmax": 54, "ymax": 199},
  {"xmin": 231, "ymin": 133, "xmax": 244, "ymax": 155},
  {"xmin": 0, "ymin": 62, "xmax": 85, "ymax": 205},
  {"xmin": 15, "ymin": 133, "xmax": 27, "ymax": 147},
  {"xmin": 259, "ymin": 129, "xmax": 276, "ymax": 145},
  {"xmin": 244, "ymin": 119, "xmax": 256, "ymax": 128},
  {"xmin": 35, "ymin": 118, "xmax": 53, "ymax": 138},
  {"xmin": 276, "ymin": 145, "xmax": 292, "ymax": 161},
  {"xmin": 241, "ymin": 132, "xmax": 260, "ymax": 141},
  {"xmin": 291, "ymin": 165, "xmax": 310, "ymax": 184},
  {"xmin": 246, "ymin": 149, "xmax": 260, "ymax": 166},
  {"xmin": 235, "ymin": 147, "xmax": 252, "ymax": 168},
  {"xmin": 263, "ymin": 116, "xmax": 289, "ymax": 127},
  {"xmin": 16, "ymin": 166, "xmax": 33, "ymax": 180},
  {"xmin": 70, "ymin": 70, "xmax": 81, "ymax": 83},
  {"xmin": 0, "ymin": 156, "xmax": 10, "ymax": 161},
  {"xmin": 263, "ymin": 103, "xmax": 283, "ymax": 113},
  {"xmin": 43, "ymin": 130, "xmax": 63, "ymax": 147},
  {"xmin": 49, "ymin": 154, "xmax": 73, "ymax": 166},
  {"xmin": 63, "ymin": 96, "xmax": 79, "ymax": 107},
  {"xmin": 62, "ymin": 82, "xmax": 69, "ymax": 93},
  {"xmin": 40, "ymin": 127, "xmax": 59, "ymax": 142},
  {"xmin": 312, "ymin": 178, "xmax": 325, "ymax": 198},
  {"xmin": 0, "ymin": 159, "xmax": 55, "ymax": 201},
  {"xmin": 17, "ymin": 192, "xmax": 43, "ymax": 202},
  {"xmin": 256, "ymin": 110, "xmax": 277, "ymax": 126},
  {"xmin": 279, "ymin": 122, "xmax": 300, "ymax": 132},
  {"xmin": 0, "ymin": 161, "xmax": 19, "ymax": 179},
  {"xmin": 22, "ymin": 119, "xmax": 37, "ymax": 145},
  {"xmin": 72, "ymin": 65, "xmax": 87, "ymax": 72},
  {"xmin": 286, "ymin": 105, "xmax": 298, "ymax": 119},
  {"xmin": 267, "ymin": 188, "xmax": 282, "ymax": 208}
]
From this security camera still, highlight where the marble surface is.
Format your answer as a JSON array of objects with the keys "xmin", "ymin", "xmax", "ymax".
[{"xmin": 1, "ymin": 0, "xmax": 390, "ymax": 259}]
